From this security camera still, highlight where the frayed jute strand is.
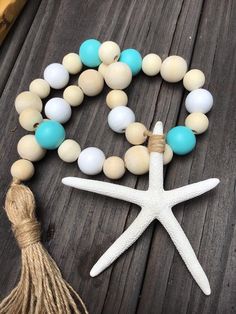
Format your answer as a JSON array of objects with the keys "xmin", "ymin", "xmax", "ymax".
[
  {"xmin": 144, "ymin": 130, "xmax": 165, "ymax": 153},
  {"xmin": 0, "ymin": 178, "xmax": 88, "ymax": 314}
]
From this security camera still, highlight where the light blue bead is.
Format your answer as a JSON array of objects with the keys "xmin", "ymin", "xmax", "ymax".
[
  {"xmin": 79, "ymin": 39, "xmax": 101, "ymax": 67},
  {"xmin": 167, "ymin": 126, "xmax": 196, "ymax": 155},
  {"xmin": 119, "ymin": 49, "xmax": 142, "ymax": 75},
  {"xmin": 35, "ymin": 120, "xmax": 65, "ymax": 150}
]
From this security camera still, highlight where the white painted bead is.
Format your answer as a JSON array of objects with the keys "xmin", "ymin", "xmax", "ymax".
[
  {"xmin": 142, "ymin": 53, "xmax": 162, "ymax": 76},
  {"xmin": 15, "ymin": 91, "xmax": 43, "ymax": 114},
  {"xmin": 43, "ymin": 63, "xmax": 69, "ymax": 89},
  {"xmin": 125, "ymin": 122, "xmax": 147, "ymax": 145},
  {"xmin": 106, "ymin": 90, "xmax": 128, "ymax": 109},
  {"xmin": 45, "ymin": 97, "xmax": 72, "ymax": 123},
  {"xmin": 11, "ymin": 159, "xmax": 35, "ymax": 181},
  {"xmin": 63, "ymin": 85, "xmax": 84, "ymax": 107},
  {"xmin": 58, "ymin": 139, "xmax": 81, "ymax": 162},
  {"xmin": 78, "ymin": 147, "xmax": 105, "ymax": 175},
  {"xmin": 163, "ymin": 144, "xmax": 173, "ymax": 165},
  {"xmin": 29, "ymin": 79, "xmax": 50, "ymax": 99},
  {"xmin": 62, "ymin": 53, "xmax": 82, "ymax": 74},
  {"xmin": 78, "ymin": 69, "xmax": 104, "ymax": 96},
  {"xmin": 108, "ymin": 106, "xmax": 135, "ymax": 133},
  {"xmin": 185, "ymin": 112, "xmax": 209, "ymax": 134},
  {"xmin": 183, "ymin": 69, "xmax": 205, "ymax": 91},
  {"xmin": 104, "ymin": 62, "xmax": 132, "ymax": 89},
  {"xmin": 124, "ymin": 145, "xmax": 149, "ymax": 175},
  {"xmin": 99, "ymin": 41, "xmax": 120, "ymax": 65},
  {"xmin": 103, "ymin": 156, "xmax": 125, "ymax": 179},
  {"xmin": 160, "ymin": 55, "xmax": 187, "ymax": 82},
  {"xmin": 185, "ymin": 88, "xmax": 213, "ymax": 114},
  {"xmin": 17, "ymin": 135, "xmax": 46, "ymax": 161},
  {"xmin": 19, "ymin": 108, "xmax": 43, "ymax": 131},
  {"xmin": 98, "ymin": 63, "xmax": 109, "ymax": 77}
]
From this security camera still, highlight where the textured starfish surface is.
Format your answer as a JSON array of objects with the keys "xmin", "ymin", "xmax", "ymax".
[{"xmin": 62, "ymin": 121, "xmax": 219, "ymax": 295}]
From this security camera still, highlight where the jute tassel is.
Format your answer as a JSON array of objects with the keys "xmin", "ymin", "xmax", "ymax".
[{"xmin": 0, "ymin": 178, "xmax": 88, "ymax": 314}]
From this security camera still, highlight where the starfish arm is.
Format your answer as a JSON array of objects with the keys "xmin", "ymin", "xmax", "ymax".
[
  {"xmin": 62, "ymin": 177, "xmax": 143, "ymax": 205},
  {"xmin": 167, "ymin": 178, "xmax": 220, "ymax": 206},
  {"xmin": 158, "ymin": 208, "xmax": 211, "ymax": 295},
  {"xmin": 90, "ymin": 208, "xmax": 154, "ymax": 277}
]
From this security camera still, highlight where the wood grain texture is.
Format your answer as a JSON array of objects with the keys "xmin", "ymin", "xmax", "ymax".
[{"xmin": 0, "ymin": 0, "xmax": 235, "ymax": 313}]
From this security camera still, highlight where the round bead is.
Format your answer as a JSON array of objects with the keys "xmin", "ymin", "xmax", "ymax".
[
  {"xmin": 79, "ymin": 39, "xmax": 101, "ymax": 67},
  {"xmin": 185, "ymin": 88, "xmax": 213, "ymax": 114},
  {"xmin": 125, "ymin": 122, "xmax": 147, "ymax": 145},
  {"xmin": 106, "ymin": 90, "xmax": 128, "ymax": 109},
  {"xmin": 119, "ymin": 49, "xmax": 142, "ymax": 76},
  {"xmin": 103, "ymin": 156, "xmax": 125, "ymax": 180},
  {"xmin": 63, "ymin": 85, "xmax": 84, "ymax": 107},
  {"xmin": 29, "ymin": 79, "xmax": 50, "ymax": 99},
  {"xmin": 104, "ymin": 62, "xmax": 132, "ymax": 89},
  {"xmin": 124, "ymin": 145, "xmax": 149, "ymax": 175},
  {"xmin": 43, "ymin": 63, "xmax": 69, "ymax": 89},
  {"xmin": 183, "ymin": 69, "xmax": 205, "ymax": 91},
  {"xmin": 185, "ymin": 112, "xmax": 209, "ymax": 134},
  {"xmin": 15, "ymin": 91, "xmax": 42, "ymax": 114},
  {"xmin": 17, "ymin": 134, "xmax": 46, "ymax": 161},
  {"xmin": 35, "ymin": 120, "xmax": 65, "ymax": 150},
  {"xmin": 62, "ymin": 53, "xmax": 82, "ymax": 74},
  {"xmin": 58, "ymin": 139, "xmax": 81, "ymax": 163},
  {"xmin": 167, "ymin": 126, "xmax": 196, "ymax": 155},
  {"xmin": 98, "ymin": 41, "xmax": 120, "ymax": 65},
  {"xmin": 108, "ymin": 106, "xmax": 135, "ymax": 133},
  {"xmin": 142, "ymin": 53, "xmax": 162, "ymax": 76},
  {"xmin": 163, "ymin": 144, "xmax": 173, "ymax": 165},
  {"xmin": 160, "ymin": 56, "xmax": 187, "ymax": 82},
  {"xmin": 78, "ymin": 69, "xmax": 104, "ymax": 96},
  {"xmin": 11, "ymin": 159, "xmax": 35, "ymax": 181},
  {"xmin": 45, "ymin": 97, "xmax": 71, "ymax": 123},
  {"xmin": 78, "ymin": 147, "xmax": 105, "ymax": 175},
  {"xmin": 19, "ymin": 108, "xmax": 43, "ymax": 131},
  {"xmin": 98, "ymin": 63, "xmax": 109, "ymax": 77}
]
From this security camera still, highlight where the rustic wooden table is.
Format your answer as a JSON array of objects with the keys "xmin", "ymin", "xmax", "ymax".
[{"xmin": 0, "ymin": 0, "xmax": 235, "ymax": 313}]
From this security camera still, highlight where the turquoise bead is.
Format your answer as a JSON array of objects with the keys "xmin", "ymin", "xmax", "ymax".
[
  {"xmin": 167, "ymin": 126, "xmax": 196, "ymax": 155},
  {"xmin": 35, "ymin": 120, "xmax": 65, "ymax": 150},
  {"xmin": 119, "ymin": 49, "xmax": 142, "ymax": 75},
  {"xmin": 79, "ymin": 39, "xmax": 101, "ymax": 67}
]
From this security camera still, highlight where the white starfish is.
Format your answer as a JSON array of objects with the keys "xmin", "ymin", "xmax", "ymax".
[{"xmin": 62, "ymin": 121, "xmax": 219, "ymax": 295}]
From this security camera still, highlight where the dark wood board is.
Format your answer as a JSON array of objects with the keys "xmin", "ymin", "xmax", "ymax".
[{"xmin": 0, "ymin": 0, "xmax": 235, "ymax": 313}]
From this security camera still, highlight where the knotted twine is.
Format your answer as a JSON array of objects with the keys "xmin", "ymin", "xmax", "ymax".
[
  {"xmin": 0, "ymin": 178, "xmax": 88, "ymax": 314},
  {"xmin": 144, "ymin": 130, "xmax": 165, "ymax": 153}
]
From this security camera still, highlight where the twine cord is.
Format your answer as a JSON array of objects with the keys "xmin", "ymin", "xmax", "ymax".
[{"xmin": 144, "ymin": 130, "xmax": 165, "ymax": 153}]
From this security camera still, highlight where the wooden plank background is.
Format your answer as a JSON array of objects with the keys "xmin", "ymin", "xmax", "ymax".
[{"xmin": 0, "ymin": 0, "xmax": 235, "ymax": 313}]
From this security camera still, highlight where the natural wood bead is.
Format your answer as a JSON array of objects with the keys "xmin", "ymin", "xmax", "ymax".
[
  {"xmin": 63, "ymin": 85, "xmax": 84, "ymax": 107},
  {"xmin": 19, "ymin": 108, "xmax": 43, "ymax": 131},
  {"xmin": 29, "ymin": 79, "xmax": 50, "ymax": 99},
  {"xmin": 103, "ymin": 156, "xmax": 125, "ymax": 179},
  {"xmin": 11, "ymin": 159, "xmax": 35, "ymax": 181},
  {"xmin": 98, "ymin": 41, "xmax": 120, "ymax": 65},
  {"xmin": 78, "ymin": 69, "xmax": 104, "ymax": 96},
  {"xmin": 15, "ymin": 91, "xmax": 43, "ymax": 114},
  {"xmin": 160, "ymin": 55, "xmax": 187, "ymax": 82},
  {"xmin": 142, "ymin": 53, "xmax": 162, "ymax": 76},
  {"xmin": 124, "ymin": 145, "xmax": 149, "ymax": 175},
  {"xmin": 185, "ymin": 112, "xmax": 209, "ymax": 134},
  {"xmin": 62, "ymin": 53, "xmax": 83, "ymax": 74},
  {"xmin": 98, "ymin": 63, "xmax": 109, "ymax": 77},
  {"xmin": 104, "ymin": 62, "xmax": 132, "ymax": 90},
  {"xmin": 58, "ymin": 139, "xmax": 81, "ymax": 163},
  {"xmin": 106, "ymin": 90, "xmax": 128, "ymax": 109},
  {"xmin": 125, "ymin": 122, "xmax": 147, "ymax": 145},
  {"xmin": 183, "ymin": 69, "xmax": 205, "ymax": 91},
  {"xmin": 163, "ymin": 144, "xmax": 173, "ymax": 165},
  {"xmin": 17, "ymin": 135, "xmax": 46, "ymax": 161}
]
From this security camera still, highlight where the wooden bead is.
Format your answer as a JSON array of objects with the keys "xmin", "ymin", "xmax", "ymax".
[
  {"xmin": 106, "ymin": 90, "xmax": 128, "ymax": 109},
  {"xmin": 63, "ymin": 85, "xmax": 84, "ymax": 107},
  {"xmin": 19, "ymin": 108, "xmax": 43, "ymax": 131},
  {"xmin": 183, "ymin": 69, "xmax": 205, "ymax": 91},
  {"xmin": 98, "ymin": 63, "xmax": 109, "ymax": 77},
  {"xmin": 125, "ymin": 122, "xmax": 147, "ymax": 145},
  {"xmin": 29, "ymin": 79, "xmax": 50, "ymax": 99},
  {"xmin": 15, "ymin": 91, "xmax": 43, "ymax": 114},
  {"xmin": 62, "ymin": 53, "xmax": 82, "ymax": 74},
  {"xmin": 185, "ymin": 112, "xmax": 209, "ymax": 134},
  {"xmin": 160, "ymin": 55, "xmax": 187, "ymax": 82},
  {"xmin": 58, "ymin": 139, "xmax": 81, "ymax": 163},
  {"xmin": 11, "ymin": 159, "xmax": 35, "ymax": 181},
  {"xmin": 78, "ymin": 69, "xmax": 104, "ymax": 96},
  {"xmin": 104, "ymin": 62, "xmax": 132, "ymax": 90},
  {"xmin": 17, "ymin": 135, "xmax": 46, "ymax": 161},
  {"xmin": 103, "ymin": 156, "xmax": 125, "ymax": 179},
  {"xmin": 124, "ymin": 145, "xmax": 149, "ymax": 175},
  {"xmin": 163, "ymin": 144, "xmax": 173, "ymax": 165},
  {"xmin": 142, "ymin": 53, "xmax": 162, "ymax": 76},
  {"xmin": 98, "ymin": 41, "xmax": 120, "ymax": 65}
]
